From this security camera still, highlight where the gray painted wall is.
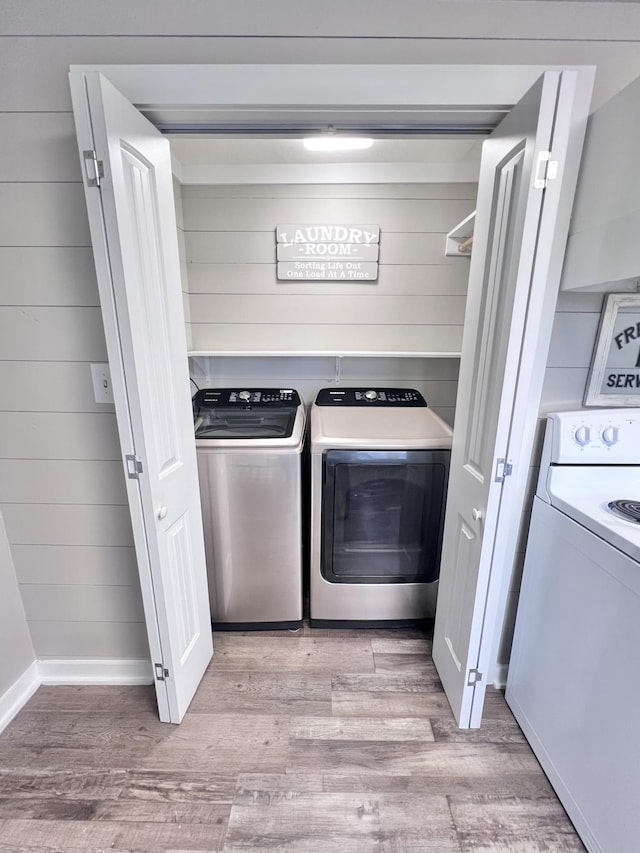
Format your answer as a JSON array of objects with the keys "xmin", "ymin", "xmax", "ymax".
[
  {"xmin": 183, "ymin": 181, "xmax": 477, "ymax": 425},
  {"xmin": 0, "ymin": 114, "xmax": 147, "ymax": 661},
  {"xmin": 191, "ymin": 354, "xmax": 461, "ymax": 429},
  {"xmin": 1, "ymin": 1, "xmax": 640, "ymax": 672},
  {"xmin": 174, "ymin": 178, "xmax": 192, "ymax": 350},
  {"xmin": 0, "ymin": 510, "xmax": 35, "ymax": 697},
  {"xmin": 494, "ymin": 290, "xmax": 609, "ymax": 671},
  {"xmin": 182, "ymin": 183, "xmax": 475, "ymax": 362}
]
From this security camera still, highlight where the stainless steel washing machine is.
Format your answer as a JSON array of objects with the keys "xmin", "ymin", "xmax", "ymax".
[
  {"xmin": 194, "ymin": 388, "xmax": 305, "ymax": 628},
  {"xmin": 310, "ymin": 387, "xmax": 453, "ymax": 624}
]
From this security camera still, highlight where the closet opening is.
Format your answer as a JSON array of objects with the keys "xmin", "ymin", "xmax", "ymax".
[{"xmin": 170, "ymin": 131, "xmax": 482, "ymax": 638}]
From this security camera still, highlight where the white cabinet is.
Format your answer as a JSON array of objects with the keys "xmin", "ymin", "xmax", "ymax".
[{"xmin": 562, "ymin": 76, "xmax": 640, "ymax": 291}]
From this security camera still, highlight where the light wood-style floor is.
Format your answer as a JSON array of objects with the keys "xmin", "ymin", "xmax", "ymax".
[{"xmin": 0, "ymin": 624, "xmax": 585, "ymax": 852}]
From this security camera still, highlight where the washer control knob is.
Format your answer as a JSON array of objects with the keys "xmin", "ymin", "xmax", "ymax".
[
  {"xmin": 574, "ymin": 425, "xmax": 591, "ymax": 447},
  {"xmin": 364, "ymin": 390, "xmax": 378, "ymax": 402},
  {"xmin": 601, "ymin": 425, "xmax": 619, "ymax": 447},
  {"xmin": 238, "ymin": 390, "xmax": 251, "ymax": 401}
]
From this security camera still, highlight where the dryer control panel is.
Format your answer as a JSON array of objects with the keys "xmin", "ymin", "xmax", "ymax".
[{"xmin": 314, "ymin": 387, "xmax": 427, "ymax": 407}]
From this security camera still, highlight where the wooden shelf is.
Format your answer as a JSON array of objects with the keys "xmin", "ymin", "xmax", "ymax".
[
  {"xmin": 445, "ymin": 210, "xmax": 475, "ymax": 257},
  {"xmin": 188, "ymin": 351, "xmax": 462, "ymax": 359}
]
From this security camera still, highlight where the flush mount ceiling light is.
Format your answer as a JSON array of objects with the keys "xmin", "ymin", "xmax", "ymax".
[{"xmin": 303, "ymin": 136, "xmax": 374, "ymax": 152}]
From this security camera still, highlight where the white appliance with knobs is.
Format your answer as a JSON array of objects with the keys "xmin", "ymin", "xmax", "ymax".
[
  {"xmin": 507, "ymin": 409, "xmax": 640, "ymax": 853},
  {"xmin": 310, "ymin": 387, "xmax": 453, "ymax": 624}
]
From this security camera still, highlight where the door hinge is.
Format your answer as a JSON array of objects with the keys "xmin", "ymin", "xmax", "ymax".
[
  {"xmin": 125, "ymin": 454, "xmax": 144, "ymax": 479},
  {"xmin": 534, "ymin": 150, "xmax": 559, "ymax": 189},
  {"xmin": 494, "ymin": 457, "xmax": 513, "ymax": 483},
  {"xmin": 154, "ymin": 663, "xmax": 170, "ymax": 681},
  {"xmin": 467, "ymin": 668, "xmax": 483, "ymax": 687},
  {"xmin": 83, "ymin": 149, "xmax": 105, "ymax": 188}
]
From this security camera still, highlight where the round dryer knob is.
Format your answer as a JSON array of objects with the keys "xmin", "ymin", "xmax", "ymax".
[
  {"xmin": 364, "ymin": 390, "xmax": 378, "ymax": 401},
  {"xmin": 601, "ymin": 426, "xmax": 619, "ymax": 447},
  {"xmin": 238, "ymin": 390, "xmax": 251, "ymax": 401}
]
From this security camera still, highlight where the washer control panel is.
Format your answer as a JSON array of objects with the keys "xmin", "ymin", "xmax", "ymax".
[
  {"xmin": 315, "ymin": 387, "xmax": 427, "ymax": 407},
  {"xmin": 193, "ymin": 388, "xmax": 300, "ymax": 408}
]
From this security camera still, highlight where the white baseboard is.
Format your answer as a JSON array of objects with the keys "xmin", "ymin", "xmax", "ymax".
[
  {"xmin": 492, "ymin": 663, "xmax": 509, "ymax": 689},
  {"xmin": 38, "ymin": 658, "xmax": 153, "ymax": 686},
  {"xmin": 0, "ymin": 661, "xmax": 40, "ymax": 734}
]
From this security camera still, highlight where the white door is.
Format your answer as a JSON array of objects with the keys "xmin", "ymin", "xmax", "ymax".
[
  {"xmin": 69, "ymin": 72, "xmax": 213, "ymax": 724},
  {"xmin": 433, "ymin": 71, "xmax": 591, "ymax": 728}
]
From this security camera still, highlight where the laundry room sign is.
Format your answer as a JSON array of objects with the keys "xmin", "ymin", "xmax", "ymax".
[
  {"xmin": 276, "ymin": 224, "xmax": 380, "ymax": 281},
  {"xmin": 584, "ymin": 293, "xmax": 640, "ymax": 406}
]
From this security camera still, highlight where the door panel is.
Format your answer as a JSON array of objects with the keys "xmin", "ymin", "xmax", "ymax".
[
  {"xmin": 433, "ymin": 71, "xmax": 591, "ymax": 728},
  {"xmin": 441, "ymin": 516, "xmax": 476, "ymax": 669},
  {"xmin": 70, "ymin": 72, "xmax": 212, "ymax": 723},
  {"xmin": 165, "ymin": 512, "xmax": 200, "ymax": 658},
  {"xmin": 121, "ymin": 146, "xmax": 183, "ymax": 475},
  {"xmin": 466, "ymin": 148, "xmax": 525, "ymax": 479}
]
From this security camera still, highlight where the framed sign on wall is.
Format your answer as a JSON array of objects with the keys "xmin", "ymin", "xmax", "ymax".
[
  {"xmin": 276, "ymin": 224, "xmax": 380, "ymax": 282},
  {"xmin": 584, "ymin": 293, "xmax": 640, "ymax": 406}
]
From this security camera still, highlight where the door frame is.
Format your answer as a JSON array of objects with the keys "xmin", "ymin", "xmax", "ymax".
[{"xmin": 68, "ymin": 61, "xmax": 594, "ymax": 708}]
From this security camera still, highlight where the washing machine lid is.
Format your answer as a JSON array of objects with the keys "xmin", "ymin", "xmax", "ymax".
[
  {"xmin": 194, "ymin": 388, "xmax": 302, "ymax": 442},
  {"xmin": 311, "ymin": 393, "xmax": 453, "ymax": 451}
]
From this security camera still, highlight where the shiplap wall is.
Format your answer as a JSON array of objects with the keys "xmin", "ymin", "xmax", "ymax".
[
  {"xmin": 191, "ymin": 355, "xmax": 460, "ymax": 428},
  {"xmin": 0, "ymin": 510, "xmax": 35, "ymax": 699},
  {"xmin": 0, "ymin": 113, "xmax": 147, "ymax": 661},
  {"xmin": 183, "ymin": 183, "xmax": 475, "ymax": 357},
  {"xmin": 493, "ymin": 290, "xmax": 607, "ymax": 673},
  {"xmin": 2, "ymin": 1, "xmax": 640, "ymax": 672},
  {"xmin": 174, "ymin": 178, "xmax": 192, "ymax": 349}
]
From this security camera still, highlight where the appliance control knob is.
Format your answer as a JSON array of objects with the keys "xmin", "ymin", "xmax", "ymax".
[
  {"xmin": 601, "ymin": 425, "xmax": 619, "ymax": 447},
  {"xmin": 238, "ymin": 390, "xmax": 251, "ymax": 401},
  {"xmin": 574, "ymin": 425, "xmax": 591, "ymax": 447},
  {"xmin": 364, "ymin": 390, "xmax": 378, "ymax": 401}
]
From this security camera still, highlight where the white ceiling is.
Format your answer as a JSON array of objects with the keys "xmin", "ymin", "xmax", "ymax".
[{"xmin": 169, "ymin": 135, "xmax": 484, "ymax": 185}]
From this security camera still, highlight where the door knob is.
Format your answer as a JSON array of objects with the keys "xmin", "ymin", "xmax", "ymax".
[
  {"xmin": 472, "ymin": 507, "xmax": 483, "ymax": 522},
  {"xmin": 157, "ymin": 506, "xmax": 168, "ymax": 520}
]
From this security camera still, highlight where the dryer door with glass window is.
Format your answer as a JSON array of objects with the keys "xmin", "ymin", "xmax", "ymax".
[{"xmin": 322, "ymin": 450, "xmax": 450, "ymax": 584}]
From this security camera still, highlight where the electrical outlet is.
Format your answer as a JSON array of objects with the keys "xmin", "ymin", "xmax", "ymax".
[{"xmin": 90, "ymin": 363, "xmax": 114, "ymax": 404}]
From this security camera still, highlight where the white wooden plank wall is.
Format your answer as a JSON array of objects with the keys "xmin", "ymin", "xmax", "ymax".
[
  {"xmin": 173, "ymin": 177, "xmax": 192, "ymax": 349},
  {"xmin": 190, "ymin": 355, "xmax": 460, "ymax": 427},
  {"xmin": 2, "ymin": 4, "xmax": 639, "ymax": 670},
  {"xmin": 0, "ymin": 108, "xmax": 147, "ymax": 661},
  {"xmin": 493, "ymin": 290, "xmax": 607, "ymax": 671},
  {"xmin": 2, "ymin": 9, "xmax": 640, "ymax": 114},
  {"xmin": 0, "ymin": 510, "xmax": 36, "ymax": 697},
  {"xmin": 182, "ymin": 183, "xmax": 475, "ymax": 356}
]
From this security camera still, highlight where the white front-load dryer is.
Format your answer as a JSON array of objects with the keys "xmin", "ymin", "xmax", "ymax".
[
  {"xmin": 194, "ymin": 387, "xmax": 305, "ymax": 628},
  {"xmin": 310, "ymin": 387, "xmax": 453, "ymax": 624}
]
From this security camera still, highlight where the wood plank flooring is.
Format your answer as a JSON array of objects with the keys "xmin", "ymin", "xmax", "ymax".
[{"xmin": 0, "ymin": 624, "xmax": 585, "ymax": 852}]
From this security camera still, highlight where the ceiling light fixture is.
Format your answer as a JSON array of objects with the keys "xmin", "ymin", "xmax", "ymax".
[{"xmin": 303, "ymin": 136, "xmax": 374, "ymax": 152}]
